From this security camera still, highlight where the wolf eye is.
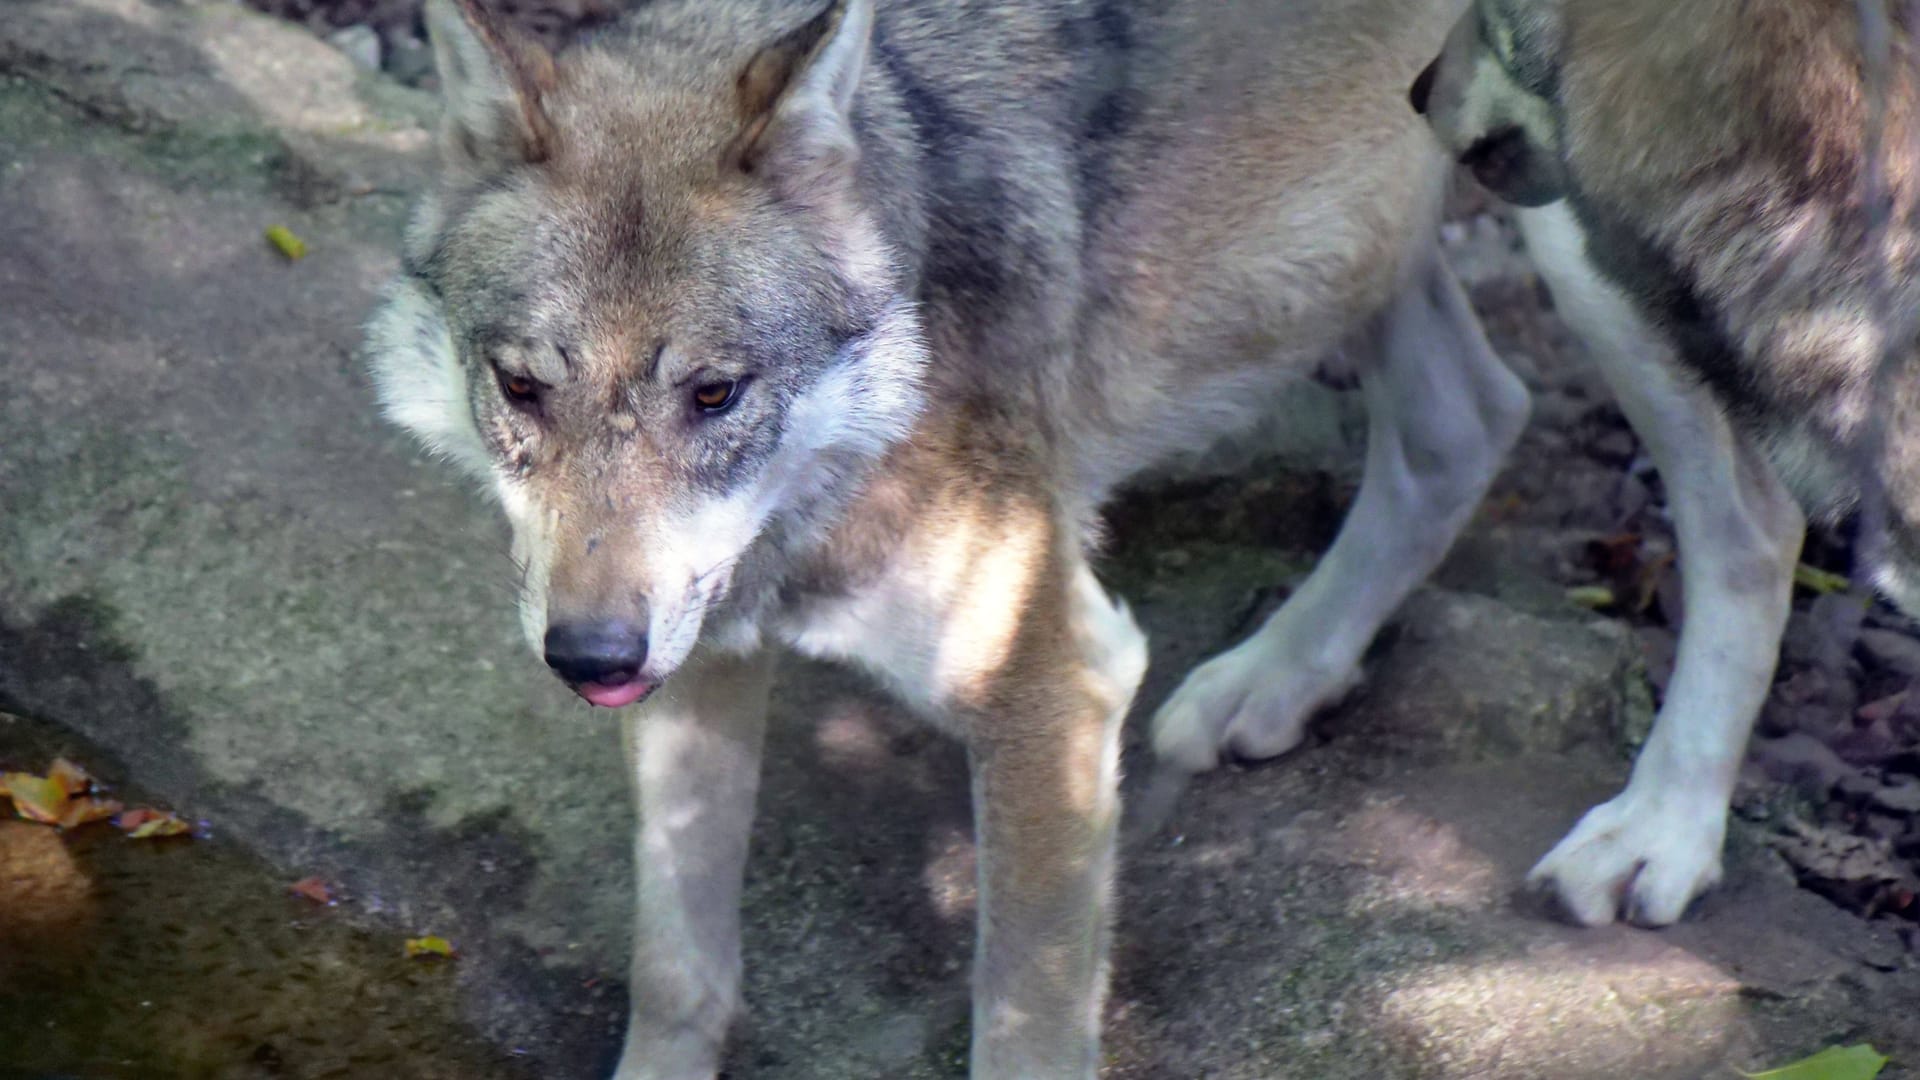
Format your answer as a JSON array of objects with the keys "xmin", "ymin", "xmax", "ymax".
[
  {"xmin": 497, "ymin": 369, "xmax": 541, "ymax": 407},
  {"xmin": 693, "ymin": 379, "xmax": 742, "ymax": 414}
]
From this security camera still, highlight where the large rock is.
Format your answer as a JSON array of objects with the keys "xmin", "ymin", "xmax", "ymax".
[
  {"xmin": 1342, "ymin": 589, "xmax": 1647, "ymax": 762},
  {"xmin": 0, "ymin": 0, "xmax": 434, "ymax": 200}
]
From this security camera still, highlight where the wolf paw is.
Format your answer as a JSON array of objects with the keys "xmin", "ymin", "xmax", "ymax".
[
  {"xmin": 1527, "ymin": 791, "xmax": 1728, "ymax": 927},
  {"xmin": 610, "ymin": 1013, "xmax": 727, "ymax": 1080},
  {"xmin": 1151, "ymin": 638, "xmax": 1360, "ymax": 773}
]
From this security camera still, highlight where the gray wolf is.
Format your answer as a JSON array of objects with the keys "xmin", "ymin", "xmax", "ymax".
[
  {"xmin": 1413, "ymin": 0, "xmax": 1920, "ymax": 927},
  {"xmin": 364, "ymin": 0, "xmax": 1524, "ymax": 1074}
]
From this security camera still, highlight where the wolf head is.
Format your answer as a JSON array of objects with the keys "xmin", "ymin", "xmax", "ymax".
[
  {"xmin": 1410, "ymin": 0, "xmax": 1570, "ymax": 207},
  {"xmin": 365, "ymin": 0, "xmax": 926, "ymax": 706}
]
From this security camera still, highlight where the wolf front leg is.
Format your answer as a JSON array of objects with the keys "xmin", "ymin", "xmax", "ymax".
[
  {"xmin": 965, "ymin": 561, "xmax": 1147, "ymax": 1079},
  {"xmin": 612, "ymin": 646, "xmax": 775, "ymax": 1080},
  {"xmin": 1515, "ymin": 202, "xmax": 1803, "ymax": 927}
]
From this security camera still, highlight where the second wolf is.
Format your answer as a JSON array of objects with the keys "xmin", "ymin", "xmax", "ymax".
[
  {"xmin": 1414, "ymin": 0, "xmax": 1920, "ymax": 930},
  {"xmin": 366, "ymin": 0, "xmax": 1519, "ymax": 1075}
]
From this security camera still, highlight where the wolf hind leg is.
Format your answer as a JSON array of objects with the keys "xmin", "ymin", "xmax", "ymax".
[{"xmin": 1152, "ymin": 252, "xmax": 1529, "ymax": 772}]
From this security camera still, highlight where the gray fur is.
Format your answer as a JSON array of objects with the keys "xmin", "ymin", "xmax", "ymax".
[{"xmin": 367, "ymin": 0, "xmax": 1485, "ymax": 1074}]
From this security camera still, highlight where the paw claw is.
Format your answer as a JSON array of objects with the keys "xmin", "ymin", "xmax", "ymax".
[{"xmin": 1529, "ymin": 791, "xmax": 1728, "ymax": 929}]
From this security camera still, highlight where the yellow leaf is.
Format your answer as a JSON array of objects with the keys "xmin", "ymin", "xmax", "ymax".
[
  {"xmin": 1566, "ymin": 585, "xmax": 1616, "ymax": 609},
  {"xmin": 405, "ymin": 936, "xmax": 456, "ymax": 959},
  {"xmin": 1740, "ymin": 1044, "xmax": 1889, "ymax": 1080},
  {"xmin": 58, "ymin": 796, "xmax": 123, "ymax": 830},
  {"xmin": 47, "ymin": 757, "xmax": 93, "ymax": 796},
  {"xmin": 116, "ymin": 807, "xmax": 191, "ymax": 838},
  {"xmin": 129, "ymin": 816, "xmax": 189, "ymax": 839},
  {"xmin": 5, "ymin": 773, "xmax": 70, "ymax": 825},
  {"xmin": 265, "ymin": 224, "xmax": 308, "ymax": 261}
]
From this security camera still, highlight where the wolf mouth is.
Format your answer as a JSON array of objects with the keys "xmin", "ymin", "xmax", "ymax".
[{"xmin": 575, "ymin": 677, "xmax": 658, "ymax": 709}]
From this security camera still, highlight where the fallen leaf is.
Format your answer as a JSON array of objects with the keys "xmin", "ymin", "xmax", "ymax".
[
  {"xmin": 405, "ymin": 936, "xmax": 456, "ymax": 959},
  {"xmin": 1586, "ymin": 532, "xmax": 1644, "ymax": 576},
  {"xmin": 58, "ymin": 796, "xmax": 124, "ymax": 830},
  {"xmin": 1631, "ymin": 550, "xmax": 1677, "ymax": 615},
  {"xmin": 1771, "ymin": 820, "xmax": 1920, "ymax": 920},
  {"xmin": 1739, "ymin": 1043, "xmax": 1889, "ymax": 1079},
  {"xmin": 1794, "ymin": 563, "xmax": 1852, "ymax": 595},
  {"xmin": 116, "ymin": 807, "xmax": 191, "ymax": 839},
  {"xmin": 47, "ymin": 758, "xmax": 93, "ymax": 796},
  {"xmin": 5, "ymin": 773, "xmax": 70, "ymax": 824},
  {"xmin": 265, "ymin": 224, "xmax": 308, "ymax": 261},
  {"xmin": 1859, "ymin": 691, "xmax": 1909, "ymax": 724},
  {"xmin": 289, "ymin": 876, "xmax": 336, "ymax": 905},
  {"xmin": 1566, "ymin": 585, "xmax": 1616, "ymax": 610}
]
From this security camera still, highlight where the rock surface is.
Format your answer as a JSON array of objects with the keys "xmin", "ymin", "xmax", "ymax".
[{"xmin": 2, "ymin": 2, "xmax": 1918, "ymax": 1077}]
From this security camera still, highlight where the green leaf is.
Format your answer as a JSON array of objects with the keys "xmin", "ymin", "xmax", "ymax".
[
  {"xmin": 1792, "ymin": 563, "xmax": 1852, "ymax": 595},
  {"xmin": 405, "ymin": 935, "xmax": 457, "ymax": 959},
  {"xmin": 1740, "ymin": 1044, "xmax": 1889, "ymax": 1080},
  {"xmin": 265, "ymin": 224, "xmax": 308, "ymax": 261}
]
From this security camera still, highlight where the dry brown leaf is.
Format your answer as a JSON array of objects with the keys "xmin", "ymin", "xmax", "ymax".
[
  {"xmin": 1586, "ymin": 532, "xmax": 1644, "ymax": 576},
  {"xmin": 116, "ymin": 807, "xmax": 191, "ymax": 839},
  {"xmin": 1771, "ymin": 818, "xmax": 1920, "ymax": 920},
  {"xmin": 289, "ymin": 876, "xmax": 336, "ymax": 905},
  {"xmin": 1631, "ymin": 550, "xmax": 1677, "ymax": 615},
  {"xmin": 1859, "ymin": 691, "xmax": 1910, "ymax": 724}
]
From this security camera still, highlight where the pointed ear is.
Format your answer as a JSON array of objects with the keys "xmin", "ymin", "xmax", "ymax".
[
  {"xmin": 733, "ymin": 0, "xmax": 873, "ymax": 180},
  {"xmin": 424, "ymin": 0, "xmax": 558, "ymax": 171}
]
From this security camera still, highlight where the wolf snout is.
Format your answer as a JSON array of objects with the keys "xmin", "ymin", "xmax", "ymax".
[
  {"xmin": 543, "ymin": 619, "xmax": 654, "ymax": 708},
  {"xmin": 1457, "ymin": 123, "xmax": 1565, "ymax": 207}
]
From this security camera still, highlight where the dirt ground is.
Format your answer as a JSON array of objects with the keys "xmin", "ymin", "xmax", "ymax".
[{"xmin": 2, "ymin": 1, "xmax": 1919, "ymax": 1078}]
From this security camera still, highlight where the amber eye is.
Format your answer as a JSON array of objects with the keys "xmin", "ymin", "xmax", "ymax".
[
  {"xmin": 497, "ymin": 369, "xmax": 540, "ymax": 407},
  {"xmin": 692, "ymin": 379, "xmax": 742, "ymax": 414}
]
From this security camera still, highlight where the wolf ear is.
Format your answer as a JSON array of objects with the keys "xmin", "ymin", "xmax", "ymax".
[
  {"xmin": 424, "ymin": 0, "xmax": 558, "ymax": 171},
  {"xmin": 732, "ymin": 0, "xmax": 873, "ymax": 181}
]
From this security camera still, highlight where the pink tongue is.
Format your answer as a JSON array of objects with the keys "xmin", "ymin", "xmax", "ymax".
[{"xmin": 579, "ymin": 680, "xmax": 651, "ymax": 708}]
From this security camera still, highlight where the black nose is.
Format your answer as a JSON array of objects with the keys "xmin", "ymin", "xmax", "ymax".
[
  {"xmin": 1410, "ymin": 57, "xmax": 1439, "ymax": 115},
  {"xmin": 544, "ymin": 620, "xmax": 648, "ymax": 685}
]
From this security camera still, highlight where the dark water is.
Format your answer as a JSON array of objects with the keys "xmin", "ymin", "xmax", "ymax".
[{"xmin": 0, "ymin": 728, "xmax": 531, "ymax": 1080}]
